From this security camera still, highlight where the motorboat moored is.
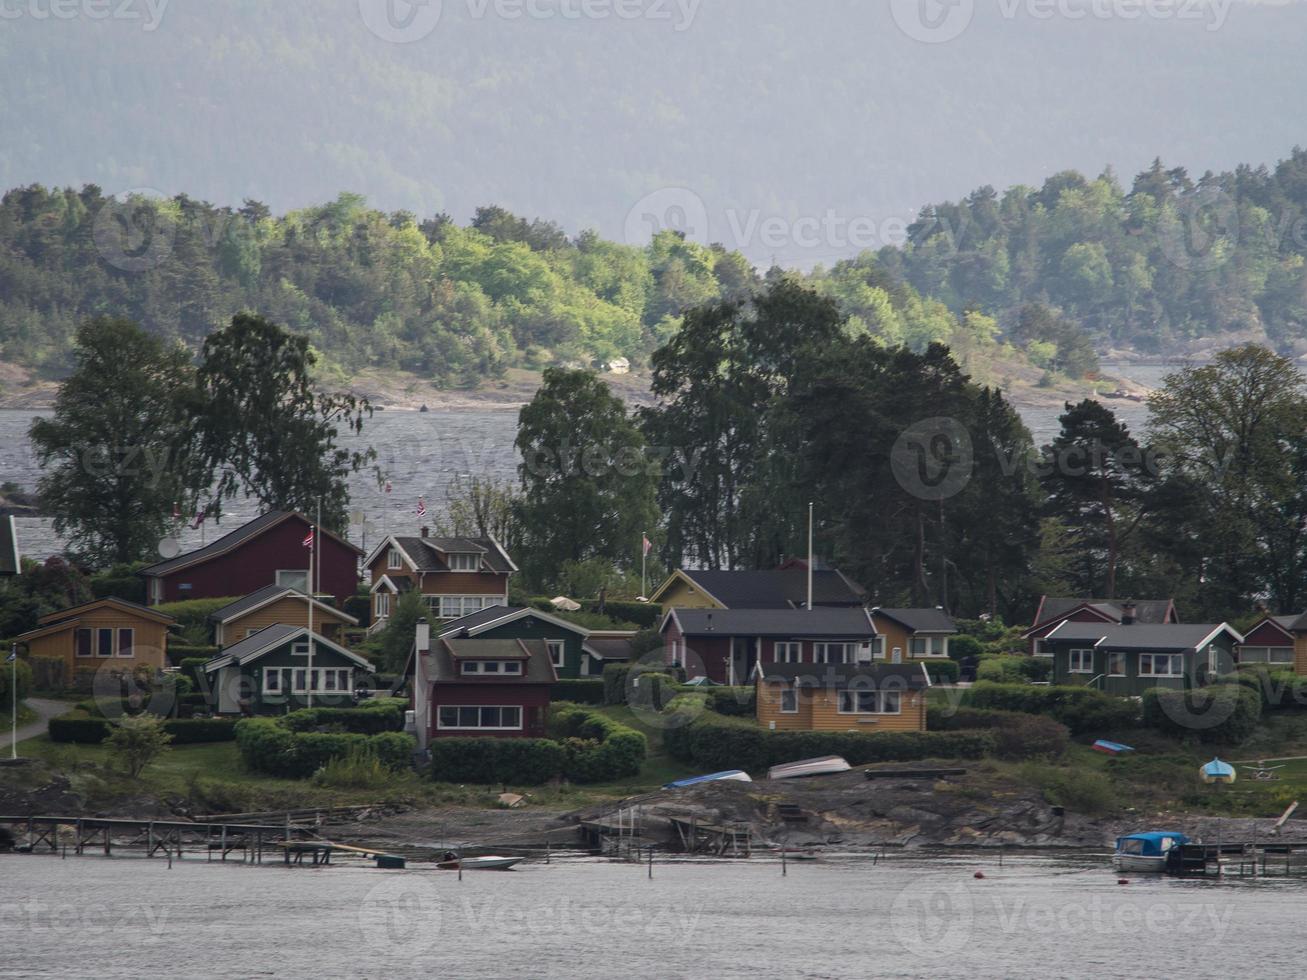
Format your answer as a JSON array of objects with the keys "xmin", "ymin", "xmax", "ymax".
[
  {"xmin": 1112, "ymin": 832, "xmax": 1189, "ymax": 873},
  {"xmin": 436, "ymin": 853, "xmax": 524, "ymax": 871}
]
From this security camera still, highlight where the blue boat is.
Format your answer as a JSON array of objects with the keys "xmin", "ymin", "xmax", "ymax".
[
  {"xmin": 1112, "ymin": 831, "xmax": 1189, "ymax": 873},
  {"xmin": 1091, "ymin": 740, "xmax": 1134, "ymax": 756},
  {"xmin": 663, "ymin": 770, "xmax": 752, "ymax": 789},
  {"xmin": 1201, "ymin": 758, "xmax": 1236, "ymax": 784}
]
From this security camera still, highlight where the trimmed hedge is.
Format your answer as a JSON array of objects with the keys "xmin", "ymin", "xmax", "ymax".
[
  {"xmin": 430, "ymin": 738, "xmax": 566, "ymax": 785},
  {"xmin": 603, "ymin": 663, "xmax": 632, "ymax": 705},
  {"xmin": 281, "ymin": 699, "xmax": 407, "ymax": 735},
  {"xmin": 0, "ymin": 657, "xmax": 32, "ymax": 702},
  {"xmin": 169, "ymin": 645, "xmax": 220, "ymax": 667},
  {"xmin": 1223, "ymin": 669, "xmax": 1307, "ymax": 711},
  {"xmin": 1142, "ymin": 684, "xmax": 1262, "ymax": 744},
  {"xmin": 582, "ymin": 599, "xmax": 661, "ymax": 629},
  {"xmin": 699, "ymin": 686, "xmax": 756, "ymax": 717},
  {"xmin": 26, "ymin": 655, "xmax": 64, "ymax": 694},
  {"xmin": 235, "ymin": 717, "xmax": 415, "ymax": 778},
  {"xmin": 662, "ymin": 708, "xmax": 996, "ymax": 773},
  {"xmin": 915, "ymin": 659, "xmax": 961, "ymax": 684},
  {"xmin": 552, "ymin": 679, "xmax": 605, "ymax": 704},
  {"xmin": 976, "ymin": 656, "xmax": 1049, "ymax": 684},
  {"xmin": 49, "ymin": 712, "xmax": 238, "ymax": 744},
  {"xmin": 926, "ymin": 706, "xmax": 1070, "ymax": 760},
  {"xmin": 550, "ymin": 704, "xmax": 647, "ymax": 782},
  {"xmin": 959, "ymin": 682, "xmax": 1139, "ymax": 735}
]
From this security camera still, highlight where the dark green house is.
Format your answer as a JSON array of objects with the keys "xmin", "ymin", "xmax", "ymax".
[
  {"xmin": 437, "ymin": 606, "xmax": 606, "ymax": 680},
  {"xmin": 204, "ymin": 623, "xmax": 375, "ymax": 714},
  {"xmin": 1045, "ymin": 621, "xmax": 1243, "ymax": 696}
]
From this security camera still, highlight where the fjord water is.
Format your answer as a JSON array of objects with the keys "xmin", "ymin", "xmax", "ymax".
[
  {"xmin": 0, "ymin": 851, "xmax": 1301, "ymax": 978},
  {"xmin": 0, "ymin": 367, "xmax": 1160, "ymax": 561}
]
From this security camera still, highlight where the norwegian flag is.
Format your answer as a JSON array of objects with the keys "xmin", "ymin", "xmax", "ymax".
[
  {"xmin": 385, "ymin": 480, "xmax": 392, "ymax": 495},
  {"xmin": 172, "ymin": 501, "xmax": 181, "ymax": 520},
  {"xmin": 190, "ymin": 508, "xmax": 206, "ymax": 530},
  {"xmin": 417, "ymin": 497, "xmax": 427, "ymax": 519},
  {"xmin": 303, "ymin": 527, "xmax": 315, "ymax": 549},
  {"xmin": 643, "ymin": 534, "xmax": 653, "ymax": 557}
]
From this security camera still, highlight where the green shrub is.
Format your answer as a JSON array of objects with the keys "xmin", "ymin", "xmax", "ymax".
[
  {"xmin": 282, "ymin": 699, "xmax": 406, "ymax": 735},
  {"xmin": 949, "ymin": 635, "xmax": 984, "ymax": 661},
  {"xmin": 0, "ymin": 656, "xmax": 32, "ymax": 702},
  {"xmin": 552, "ymin": 679, "xmax": 605, "ymax": 704},
  {"xmin": 976, "ymin": 656, "xmax": 1028, "ymax": 684},
  {"xmin": 915, "ymin": 659, "xmax": 960, "ymax": 684},
  {"xmin": 155, "ymin": 596, "xmax": 240, "ymax": 645},
  {"xmin": 662, "ymin": 710, "xmax": 997, "ymax": 773},
  {"xmin": 550, "ymin": 704, "xmax": 647, "ymax": 782},
  {"xmin": 235, "ymin": 716, "xmax": 414, "ymax": 778},
  {"xmin": 603, "ymin": 664, "xmax": 632, "ymax": 705},
  {"xmin": 961, "ymin": 682, "xmax": 1138, "ymax": 734},
  {"xmin": 702, "ymin": 686, "xmax": 756, "ymax": 717},
  {"xmin": 26, "ymin": 655, "xmax": 64, "ymax": 693},
  {"xmin": 89, "ymin": 565, "xmax": 147, "ymax": 605},
  {"xmin": 1019, "ymin": 762, "xmax": 1117, "ymax": 816},
  {"xmin": 162, "ymin": 717, "xmax": 238, "ymax": 744},
  {"xmin": 1142, "ymin": 685, "xmax": 1262, "ymax": 744},
  {"xmin": 48, "ymin": 712, "xmax": 112, "ymax": 743},
  {"xmin": 927, "ymin": 706, "xmax": 1069, "ymax": 760},
  {"xmin": 1224, "ymin": 669, "xmax": 1307, "ymax": 712},
  {"xmin": 168, "ymin": 645, "xmax": 220, "ymax": 667},
  {"xmin": 429, "ymin": 737, "xmax": 566, "ymax": 785},
  {"xmin": 627, "ymin": 672, "xmax": 678, "ymax": 713},
  {"xmin": 312, "ymin": 745, "xmax": 394, "ymax": 789}
]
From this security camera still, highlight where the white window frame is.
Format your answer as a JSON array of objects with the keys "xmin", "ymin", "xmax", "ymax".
[
  {"xmin": 376, "ymin": 592, "xmax": 391, "ymax": 618},
  {"xmin": 276, "ymin": 569, "xmax": 309, "ymax": 592},
  {"xmin": 1139, "ymin": 653, "xmax": 1185, "ymax": 678},
  {"xmin": 291, "ymin": 640, "xmax": 311, "ymax": 657},
  {"xmin": 779, "ymin": 687, "xmax": 799, "ymax": 714},
  {"xmin": 96, "ymin": 627, "xmax": 115, "ymax": 659},
  {"xmin": 774, "ymin": 641, "xmax": 802, "ymax": 664},
  {"xmin": 871, "ymin": 636, "xmax": 886, "ymax": 660},
  {"xmin": 1034, "ymin": 638, "xmax": 1054, "ymax": 658},
  {"xmin": 1107, "ymin": 651, "xmax": 1126, "ymax": 677},
  {"xmin": 837, "ymin": 690, "xmax": 902, "ymax": 715},
  {"xmin": 387, "ymin": 548, "xmax": 403, "ymax": 570},
  {"xmin": 446, "ymin": 553, "xmax": 480, "ymax": 571},
  {"xmin": 116, "ymin": 628, "xmax": 135, "ymax": 658},
  {"xmin": 908, "ymin": 636, "xmax": 927, "ymax": 658},
  {"xmin": 436, "ymin": 705, "xmax": 524, "ymax": 731},
  {"xmin": 814, "ymin": 642, "xmax": 850, "ymax": 665},
  {"xmin": 431, "ymin": 595, "xmax": 505, "ymax": 620},
  {"xmin": 547, "ymin": 640, "xmax": 566, "ymax": 669},
  {"xmin": 263, "ymin": 668, "xmax": 283, "ymax": 694},
  {"xmin": 1239, "ymin": 646, "xmax": 1294, "ymax": 665},
  {"xmin": 1069, "ymin": 648, "xmax": 1095, "ymax": 674}
]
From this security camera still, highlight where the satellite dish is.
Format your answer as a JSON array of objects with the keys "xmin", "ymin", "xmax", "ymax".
[{"xmin": 157, "ymin": 537, "xmax": 181, "ymax": 559}]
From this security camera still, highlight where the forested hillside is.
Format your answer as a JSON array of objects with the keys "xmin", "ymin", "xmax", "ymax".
[
  {"xmin": 0, "ymin": 185, "xmax": 1016, "ymax": 385},
  {"xmin": 885, "ymin": 151, "xmax": 1307, "ymax": 354}
]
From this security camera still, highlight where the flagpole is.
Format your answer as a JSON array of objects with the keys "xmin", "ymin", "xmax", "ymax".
[
  {"xmin": 641, "ymin": 534, "xmax": 647, "ymax": 600},
  {"xmin": 10, "ymin": 644, "xmax": 18, "ymax": 760}
]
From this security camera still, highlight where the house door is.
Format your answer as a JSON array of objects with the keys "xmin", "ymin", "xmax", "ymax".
[
  {"xmin": 730, "ymin": 638, "xmax": 757, "ymax": 685},
  {"xmin": 217, "ymin": 667, "xmax": 242, "ymax": 713},
  {"xmin": 891, "ymin": 647, "xmax": 903, "ymax": 664}
]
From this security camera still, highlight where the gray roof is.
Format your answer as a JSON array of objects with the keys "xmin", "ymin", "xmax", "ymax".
[
  {"xmin": 1033, "ymin": 597, "xmax": 1176, "ymax": 628},
  {"xmin": 140, "ymin": 510, "xmax": 361, "ymax": 577},
  {"xmin": 670, "ymin": 569, "xmax": 865, "ymax": 609},
  {"xmin": 1046, "ymin": 622, "xmax": 1239, "ymax": 652},
  {"xmin": 584, "ymin": 635, "xmax": 636, "ymax": 662},
  {"xmin": 394, "ymin": 536, "xmax": 515, "ymax": 574},
  {"xmin": 0, "ymin": 516, "xmax": 19, "ymax": 575},
  {"xmin": 668, "ymin": 607, "xmax": 874, "ymax": 638},
  {"xmin": 205, "ymin": 624, "xmax": 373, "ymax": 672},
  {"xmin": 436, "ymin": 606, "xmax": 589, "ymax": 638},
  {"xmin": 417, "ymin": 637, "xmax": 556, "ymax": 684},
  {"xmin": 874, "ymin": 608, "xmax": 957, "ymax": 633},
  {"xmin": 208, "ymin": 584, "xmax": 358, "ymax": 626},
  {"xmin": 758, "ymin": 663, "xmax": 931, "ymax": 691}
]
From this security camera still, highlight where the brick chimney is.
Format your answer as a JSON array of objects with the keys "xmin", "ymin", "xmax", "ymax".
[
  {"xmin": 420, "ymin": 526, "xmax": 430, "ymax": 538},
  {"xmin": 1121, "ymin": 602, "xmax": 1137, "ymax": 626}
]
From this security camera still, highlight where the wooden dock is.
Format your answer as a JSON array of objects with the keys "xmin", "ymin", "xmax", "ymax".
[
  {"xmin": 1171, "ymin": 840, "xmax": 1307, "ymax": 877},
  {"xmin": 0, "ymin": 814, "xmax": 318, "ymax": 863}
]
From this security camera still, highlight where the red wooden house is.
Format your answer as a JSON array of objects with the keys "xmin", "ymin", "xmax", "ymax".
[
  {"xmin": 1237, "ymin": 615, "xmax": 1297, "ymax": 667},
  {"xmin": 660, "ymin": 607, "xmax": 878, "ymax": 685},
  {"xmin": 408, "ymin": 618, "xmax": 556, "ymax": 748},
  {"xmin": 1022, "ymin": 597, "xmax": 1178, "ymax": 657},
  {"xmin": 139, "ymin": 511, "xmax": 362, "ymax": 607}
]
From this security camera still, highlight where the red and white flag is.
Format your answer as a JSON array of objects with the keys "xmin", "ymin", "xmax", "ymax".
[
  {"xmin": 417, "ymin": 497, "xmax": 427, "ymax": 519},
  {"xmin": 642, "ymin": 534, "xmax": 653, "ymax": 557},
  {"xmin": 385, "ymin": 480, "xmax": 392, "ymax": 495},
  {"xmin": 303, "ymin": 527, "xmax": 315, "ymax": 549},
  {"xmin": 190, "ymin": 508, "xmax": 206, "ymax": 530},
  {"xmin": 172, "ymin": 501, "xmax": 181, "ymax": 520}
]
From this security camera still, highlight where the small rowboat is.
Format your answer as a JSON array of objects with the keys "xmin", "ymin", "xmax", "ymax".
[
  {"xmin": 767, "ymin": 756, "xmax": 851, "ymax": 781},
  {"xmin": 1201, "ymin": 759, "xmax": 1236, "ymax": 784},
  {"xmin": 663, "ymin": 770, "xmax": 752, "ymax": 789},
  {"xmin": 436, "ymin": 855, "xmax": 523, "ymax": 871},
  {"xmin": 1091, "ymin": 740, "xmax": 1134, "ymax": 756}
]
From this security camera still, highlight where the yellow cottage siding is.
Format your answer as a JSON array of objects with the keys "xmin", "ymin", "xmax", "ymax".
[
  {"xmin": 757, "ymin": 681, "xmax": 926, "ymax": 733},
  {"xmin": 31, "ymin": 613, "xmax": 170, "ymax": 675},
  {"xmin": 222, "ymin": 596, "xmax": 350, "ymax": 644},
  {"xmin": 656, "ymin": 576, "xmax": 724, "ymax": 610},
  {"xmin": 1295, "ymin": 635, "xmax": 1307, "ymax": 675},
  {"xmin": 871, "ymin": 615, "xmax": 912, "ymax": 661}
]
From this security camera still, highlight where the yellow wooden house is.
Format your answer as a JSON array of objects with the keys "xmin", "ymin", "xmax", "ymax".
[
  {"xmin": 15, "ymin": 597, "xmax": 175, "ymax": 676},
  {"xmin": 755, "ymin": 663, "xmax": 931, "ymax": 733},
  {"xmin": 209, "ymin": 584, "xmax": 358, "ymax": 647}
]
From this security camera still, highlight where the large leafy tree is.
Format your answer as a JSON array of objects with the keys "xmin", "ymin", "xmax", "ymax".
[
  {"xmin": 1147, "ymin": 344, "xmax": 1307, "ymax": 615},
  {"xmin": 514, "ymin": 368, "xmax": 657, "ymax": 590},
  {"xmin": 29, "ymin": 317, "xmax": 198, "ymax": 565},
  {"xmin": 1040, "ymin": 399, "xmax": 1156, "ymax": 599},
  {"xmin": 193, "ymin": 313, "xmax": 374, "ymax": 531}
]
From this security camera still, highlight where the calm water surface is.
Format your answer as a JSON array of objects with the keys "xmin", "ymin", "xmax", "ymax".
[
  {"xmin": 0, "ymin": 851, "xmax": 1302, "ymax": 978},
  {"xmin": 0, "ymin": 363, "xmax": 1165, "ymax": 560}
]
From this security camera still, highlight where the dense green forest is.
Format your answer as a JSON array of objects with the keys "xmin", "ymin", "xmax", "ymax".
[
  {"xmin": 0, "ymin": 185, "xmax": 1018, "ymax": 386},
  {"xmin": 884, "ymin": 150, "xmax": 1307, "ymax": 353}
]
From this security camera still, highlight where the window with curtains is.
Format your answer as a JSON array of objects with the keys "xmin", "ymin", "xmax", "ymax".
[
  {"xmin": 774, "ymin": 642, "xmax": 801, "ymax": 664},
  {"xmin": 837, "ymin": 691, "xmax": 902, "ymax": 714},
  {"xmin": 445, "ymin": 553, "xmax": 480, "ymax": 571},
  {"xmin": 1069, "ymin": 649, "xmax": 1095, "ymax": 673},
  {"xmin": 779, "ymin": 687, "xmax": 799, "ymax": 713},
  {"xmin": 437, "ymin": 706, "xmax": 523, "ymax": 730},
  {"xmin": 117, "ymin": 628, "xmax": 134, "ymax": 658}
]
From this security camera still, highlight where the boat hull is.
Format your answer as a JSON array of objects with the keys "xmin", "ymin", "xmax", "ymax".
[
  {"xmin": 767, "ymin": 756, "xmax": 852, "ymax": 781},
  {"xmin": 436, "ymin": 857, "xmax": 523, "ymax": 871},
  {"xmin": 1111, "ymin": 854, "xmax": 1168, "ymax": 873}
]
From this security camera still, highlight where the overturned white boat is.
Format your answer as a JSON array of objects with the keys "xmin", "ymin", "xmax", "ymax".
[{"xmin": 767, "ymin": 756, "xmax": 851, "ymax": 781}]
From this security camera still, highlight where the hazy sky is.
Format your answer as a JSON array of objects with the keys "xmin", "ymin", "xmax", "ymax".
[{"xmin": 2, "ymin": 0, "xmax": 1303, "ymax": 264}]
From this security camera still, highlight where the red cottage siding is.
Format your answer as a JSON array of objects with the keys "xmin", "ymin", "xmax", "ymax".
[
  {"xmin": 427, "ymin": 683, "xmax": 551, "ymax": 739},
  {"xmin": 153, "ymin": 516, "xmax": 359, "ymax": 606},
  {"xmin": 1244, "ymin": 621, "xmax": 1293, "ymax": 646},
  {"xmin": 1027, "ymin": 609, "xmax": 1114, "ymax": 655}
]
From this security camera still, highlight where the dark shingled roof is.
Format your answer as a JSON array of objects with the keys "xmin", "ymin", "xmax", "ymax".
[
  {"xmin": 759, "ymin": 662, "xmax": 931, "ymax": 691},
  {"xmin": 436, "ymin": 605, "xmax": 589, "ymax": 638},
  {"xmin": 207, "ymin": 584, "xmax": 357, "ymax": 625},
  {"xmin": 418, "ymin": 637, "xmax": 556, "ymax": 684},
  {"xmin": 584, "ymin": 634, "xmax": 636, "ymax": 662},
  {"xmin": 1046, "ymin": 622, "xmax": 1239, "ymax": 652},
  {"xmin": 1033, "ymin": 597, "xmax": 1176, "ymax": 628},
  {"xmin": 671, "ymin": 569, "xmax": 865, "ymax": 609},
  {"xmin": 205, "ymin": 623, "xmax": 372, "ymax": 671},
  {"xmin": 140, "ymin": 510, "xmax": 361, "ymax": 577},
  {"xmin": 874, "ymin": 608, "xmax": 957, "ymax": 633},
  {"xmin": 394, "ymin": 536, "xmax": 515, "ymax": 574},
  {"xmin": 669, "ymin": 607, "xmax": 874, "ymax": 638},
  {"xmin": 0, "ymin": 516, "xmax": 19, "ymax": 575}
]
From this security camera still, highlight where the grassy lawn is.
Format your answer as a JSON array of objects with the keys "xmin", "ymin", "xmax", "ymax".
[{"xmin": 0, "ymin": 703, "xmax": 37, "ymax": 731}]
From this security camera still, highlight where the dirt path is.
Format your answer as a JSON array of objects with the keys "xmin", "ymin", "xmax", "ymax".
[{"xmin": 0, "ymin": 698, "xmax": 64, "ymax": 753}]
